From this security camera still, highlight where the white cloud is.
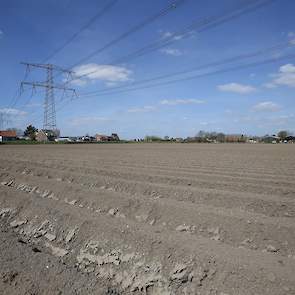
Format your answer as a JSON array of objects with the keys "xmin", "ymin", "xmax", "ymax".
[
  {"xmin": 0, "ymin": 108, "xmax": 27, "ymax": 116},
  {"xmin": 274, "ymin": 75, "xmax": 295, "ymax": 87},
  {"xmin": 161, "ymin": 31, "xmax": 173, "ymax": 38},
  {"xmin": 160, "ymin": 31, "xmax": 184, "ymax": 41},
  {"xmin": 160, "ymin": 99, "xmax": 205, "ymax": 106},
  {"xmin": 279, "ymin": 64, "xmax": 295, "ymax": 73},
  {"xmin": 0, "ymin": 30, "xmax": 3, "ymax": 38},
  {"xmin": 127, "ymin": 106, "xmax": 156, "ymax": 113},
  {"xmin": 160, "ymin": 48, "xmax": 184, "ymax": 56},
  {"xmin": 252, "ymin": 101, "xmax": 281, "ymax": 112},
  {"xmin": 72, "ymin": 63, "xmax": 132, "ymax": 86},
  {"xmin": 217, "ymin": 83, "xmax": 256, "ymax": 94},
  {"xmin": 24, "ymin": 102, "xmax": 42, "ymax": 108},
  {"xmin": 263, "ymin": 82, "xmax": 277, "ymax": 89},
  {"xmin": 269, "ymin": 64, "xmax": 295, "ymax": 88},
  {"xmin": 70, "ymin": 116, "xmax": 111, "ymax": 126}
]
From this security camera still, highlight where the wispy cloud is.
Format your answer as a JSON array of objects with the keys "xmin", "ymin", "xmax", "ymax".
[
  {"xmin": 262, "ymin": 82, "xmax": 277, "ymax": 89},
  {"xmin": 217, "ymin": 83, "xmax": 256, "ymax": 94},
  {"xmin": 24, "ymin": 102, "xmax": 42, "ymax": 108},
  {"xmin": 0, "ymin": 30, "xmax": 3, "ymax": 38},
  {"xmin": 159, "ymin": 30, "xmax": 184, "ymax": 41},
  {"xmin": 127, "ymin": 106, "xmax": 156, "ymax": 113},
  {"xmin": 252, "ymin": 101, "xmax": 281, "ymax": 112},
  {"xmin": 0, "ymin": 108, "xmax": 27, "ymax": 116},
  {"xmin": 71, "ymin": 63, "xmax": 132, "ymax": 86},
  {"xmin": 279, "ymin": 64, "xmax": 295, "ymax": 73},
  {"xmin": 266, "ymin": 63, "xmax": 295, "ymax": 88},
  {"xmin": 160, "ymin": 99, "xmax": 205, "ymax": 106},
  {"xmin": 160, "ymin": 48, "xmax": 184, "ymax": 56}
]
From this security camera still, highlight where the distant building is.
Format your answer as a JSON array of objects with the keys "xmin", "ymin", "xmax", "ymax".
[
  {"xmin": 225, "ymin": 134, "xmax": 247, "ymax": 143},
  {"xmin": 35, "ymin": 130, "xmax": 48, "ymax": 142},
  {"xmin": 35, "ymin": 129, "xmax": 59, "ymax": 142},
  {"xmin": 285, "ymin": 135, "xmax": 295, "ymax": 143},
  {"xmin": 0, "ymin": 130, "xmax": 17, "ymax": 142},
  {"xmin": 43, "ymin": 129, "xmax": 59, "ymax": 141},
  {"xmin": 110, "ymin": 133, "xmax": 120, "ymax": 141},
  {"xmin": 95, "ymin": 134, "xmax": 109, "ymax": 142},
  {"xmin": 95, "ymin": 133, "xmax": 120, "ymax": 142},
  {"xmin": 175, "ymin": 138, "xmax": 184, "ymax": 142}
]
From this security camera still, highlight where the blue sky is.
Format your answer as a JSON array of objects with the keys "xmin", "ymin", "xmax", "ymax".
[{"xmin": 0, "ymin": 0, "xmax": 295, "ymax": 139}]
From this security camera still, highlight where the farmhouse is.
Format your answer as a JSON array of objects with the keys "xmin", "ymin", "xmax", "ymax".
[
  {"xmin": 95, "ymin": 133, "xmax": 120, "ymax": 142},
  {"xmin": 95, "ymin": 134, "xmax": 109, "ymax": 142},
  {"xmin": 0, "ymin": 130, "xmax": 17, "ymax": 142},
  {"xmin": 35, "ymin": 130, "xmax": 48, "ymax": 142}
]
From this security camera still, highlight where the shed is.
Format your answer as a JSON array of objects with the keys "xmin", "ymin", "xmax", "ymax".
[{"xmin": 0, "ymin": 130, "xmax": 17, "ymax": 142}]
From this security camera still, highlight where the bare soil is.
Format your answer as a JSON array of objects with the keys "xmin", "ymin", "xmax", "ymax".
[{"xmin": 0, "ymin": 143, "xmax": 295, "ymax": 294}]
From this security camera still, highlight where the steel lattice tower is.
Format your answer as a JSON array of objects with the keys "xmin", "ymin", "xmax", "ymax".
[
  {"xmin": 44, "ymin": 64, "xmax": 56, "ymax": 130},
  {"xmin": 20, "ymin": 63, "xmax": 76, "ymax": 131}
]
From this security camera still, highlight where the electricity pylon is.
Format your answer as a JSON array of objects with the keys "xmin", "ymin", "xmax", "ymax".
[{"xmin": 20, "ymin": 63, "xmax": 76, "ymax": 130}]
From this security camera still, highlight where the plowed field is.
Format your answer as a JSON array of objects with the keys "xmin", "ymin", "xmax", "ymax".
[{"xmin": 0, "ymin": 143, "xmax": 294, "ymax": 294}]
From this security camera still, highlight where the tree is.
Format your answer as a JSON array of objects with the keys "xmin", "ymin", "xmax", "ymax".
[
  {"xmin": 24, "ymin": 125, "xmax": 38, "ymax": 140},
  {"xmin": 278, "ymin": 130, "xmax": 288, "ymax": 140},
  {"xmin": 144, "ymin": 135, "xmax": 162, "ymax": 142}
]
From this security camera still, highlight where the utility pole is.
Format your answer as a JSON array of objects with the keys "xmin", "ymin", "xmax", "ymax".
[{"xmin": 20, "ymin": 63, "xmax": 76, "ymax": 131}]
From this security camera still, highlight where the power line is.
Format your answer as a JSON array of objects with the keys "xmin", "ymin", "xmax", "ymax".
[
  {"xmin": 20, "ymin": 0, "xmax": 186, "ymax": 114},
  {"xmin": 30, "ymin": 51, "xmax": 294, "ymax": 124},
  {"xmin": 28, "ymin": 52, "xmax": 294, "ymax": 126},
  {"xmin": 109, "ymin": 0, "xmax": 277, "ymax": 64},
  {"xmin": 22, "ymin": 0, "xmax": 284, "ymax": 124},
  {"xmin": 52, "ymin": 0, "xmax": 187, "ymax": 79},
  {"xmin": 6, "ymin": 64, "xmax": 31, "ymax": 109},
  {"xmin": 75, "ymin": 53, "xmax": 295, "ymax": 99},
  {"xmin": 80, "ymin": 40, "xmax": 292, "ymax": 97},
  {"xmin": 67, "ymin": 0, "xmax": 277, "ymax": 85},
  {"xmin": 5, "ymin": 0, "xmax": 117, "ymax": 118},
  {"xmin": 42, "ymin": 0, "xmax": 119, "ymax": 63}
]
